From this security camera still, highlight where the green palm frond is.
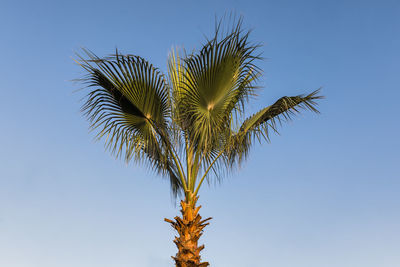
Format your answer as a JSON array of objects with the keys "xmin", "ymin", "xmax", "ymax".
[
  {"xmin": 167, "ymin": 48, "xmax": 189, "ymax": 150},
  {"xmin": 174, "ymin": 19, "xmax": 262, "ymax": 152},
  {"xmin": 227, "ymin": 89, "xmax": 323, "ymax": 165},
  {"xmin": 192, "ymin": 89, "xmax": 322, "ymax": 194},
  {"xmin": 76, "ymin": 49, "xmax": 184, "ymax": 197}
]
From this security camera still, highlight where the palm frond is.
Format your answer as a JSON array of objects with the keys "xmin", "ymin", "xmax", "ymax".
[
  {"xmin": 174, "ymin": 19, "xmax": 262, "ymax": 152},
  {"xmin": 167, "ymin": 48, "xmax": 189, "ymax": 150},
  {"xmin": 76, "ymin": 49, "xmax": 183, "ymax": 197},
  {"xmin": 227, "ymin": 89, "xmax": 323, "ymax": 165}
]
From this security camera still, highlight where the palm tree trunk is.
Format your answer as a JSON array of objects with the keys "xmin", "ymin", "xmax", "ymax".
[{"xmin": 165, "ymin": 194, "xmax": 211, "ymax": 267}]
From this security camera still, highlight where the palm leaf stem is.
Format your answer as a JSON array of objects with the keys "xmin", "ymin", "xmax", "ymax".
[
  {"xmin": 190, "ymin": 150, "xmax": 202, "ymax": 191},
  {"xmin": 186, "ymin": 146, "xmax": 194, "ymax": 191},
  {"xmin": 185, "ymin": 133, "xmax": 191, "ymax": 190},
  {"xmin": 146, "ymin": 119, "xmax": 188, "ymax": 191},
  {"xmin": 194, "ymin": 149, "xmax": 225, "ymax": 196}
]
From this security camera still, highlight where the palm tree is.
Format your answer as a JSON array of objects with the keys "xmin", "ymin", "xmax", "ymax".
[{"xmin": 75, "ymin": 19, "xmax": 322, "ymax": 267}]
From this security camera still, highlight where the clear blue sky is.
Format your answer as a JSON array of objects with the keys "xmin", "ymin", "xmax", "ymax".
[{"xmin": 1, "ymin": 0, "xmax": 399, "ymax": 266}]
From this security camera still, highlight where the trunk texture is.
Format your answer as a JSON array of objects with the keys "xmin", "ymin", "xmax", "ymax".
[{"xmin": 165, "ymin": 195, "xmax": 211, "ymax": 267}]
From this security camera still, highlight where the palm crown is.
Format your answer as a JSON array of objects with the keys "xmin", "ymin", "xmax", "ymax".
[
  {"xmin": 76, "ymin": 19, "xmax": 322, "ymax": 266},
  {"xmin": 77, "ymin": 21, "xmax": 321, "ymax": 201}
]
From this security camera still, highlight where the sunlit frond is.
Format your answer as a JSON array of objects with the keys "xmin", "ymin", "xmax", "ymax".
[
  {"xmin": 227, "ymin": 89, "xmax": 323, "ymax": 165},
  {"xmin": 175, "ymin": 19, "xmax": 262, "ymax": 152}
]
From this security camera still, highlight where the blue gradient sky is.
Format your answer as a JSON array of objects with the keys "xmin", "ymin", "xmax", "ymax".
[{"xmin": 1, "ymin": 0, "xmax": 399, "ymax": 266}]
